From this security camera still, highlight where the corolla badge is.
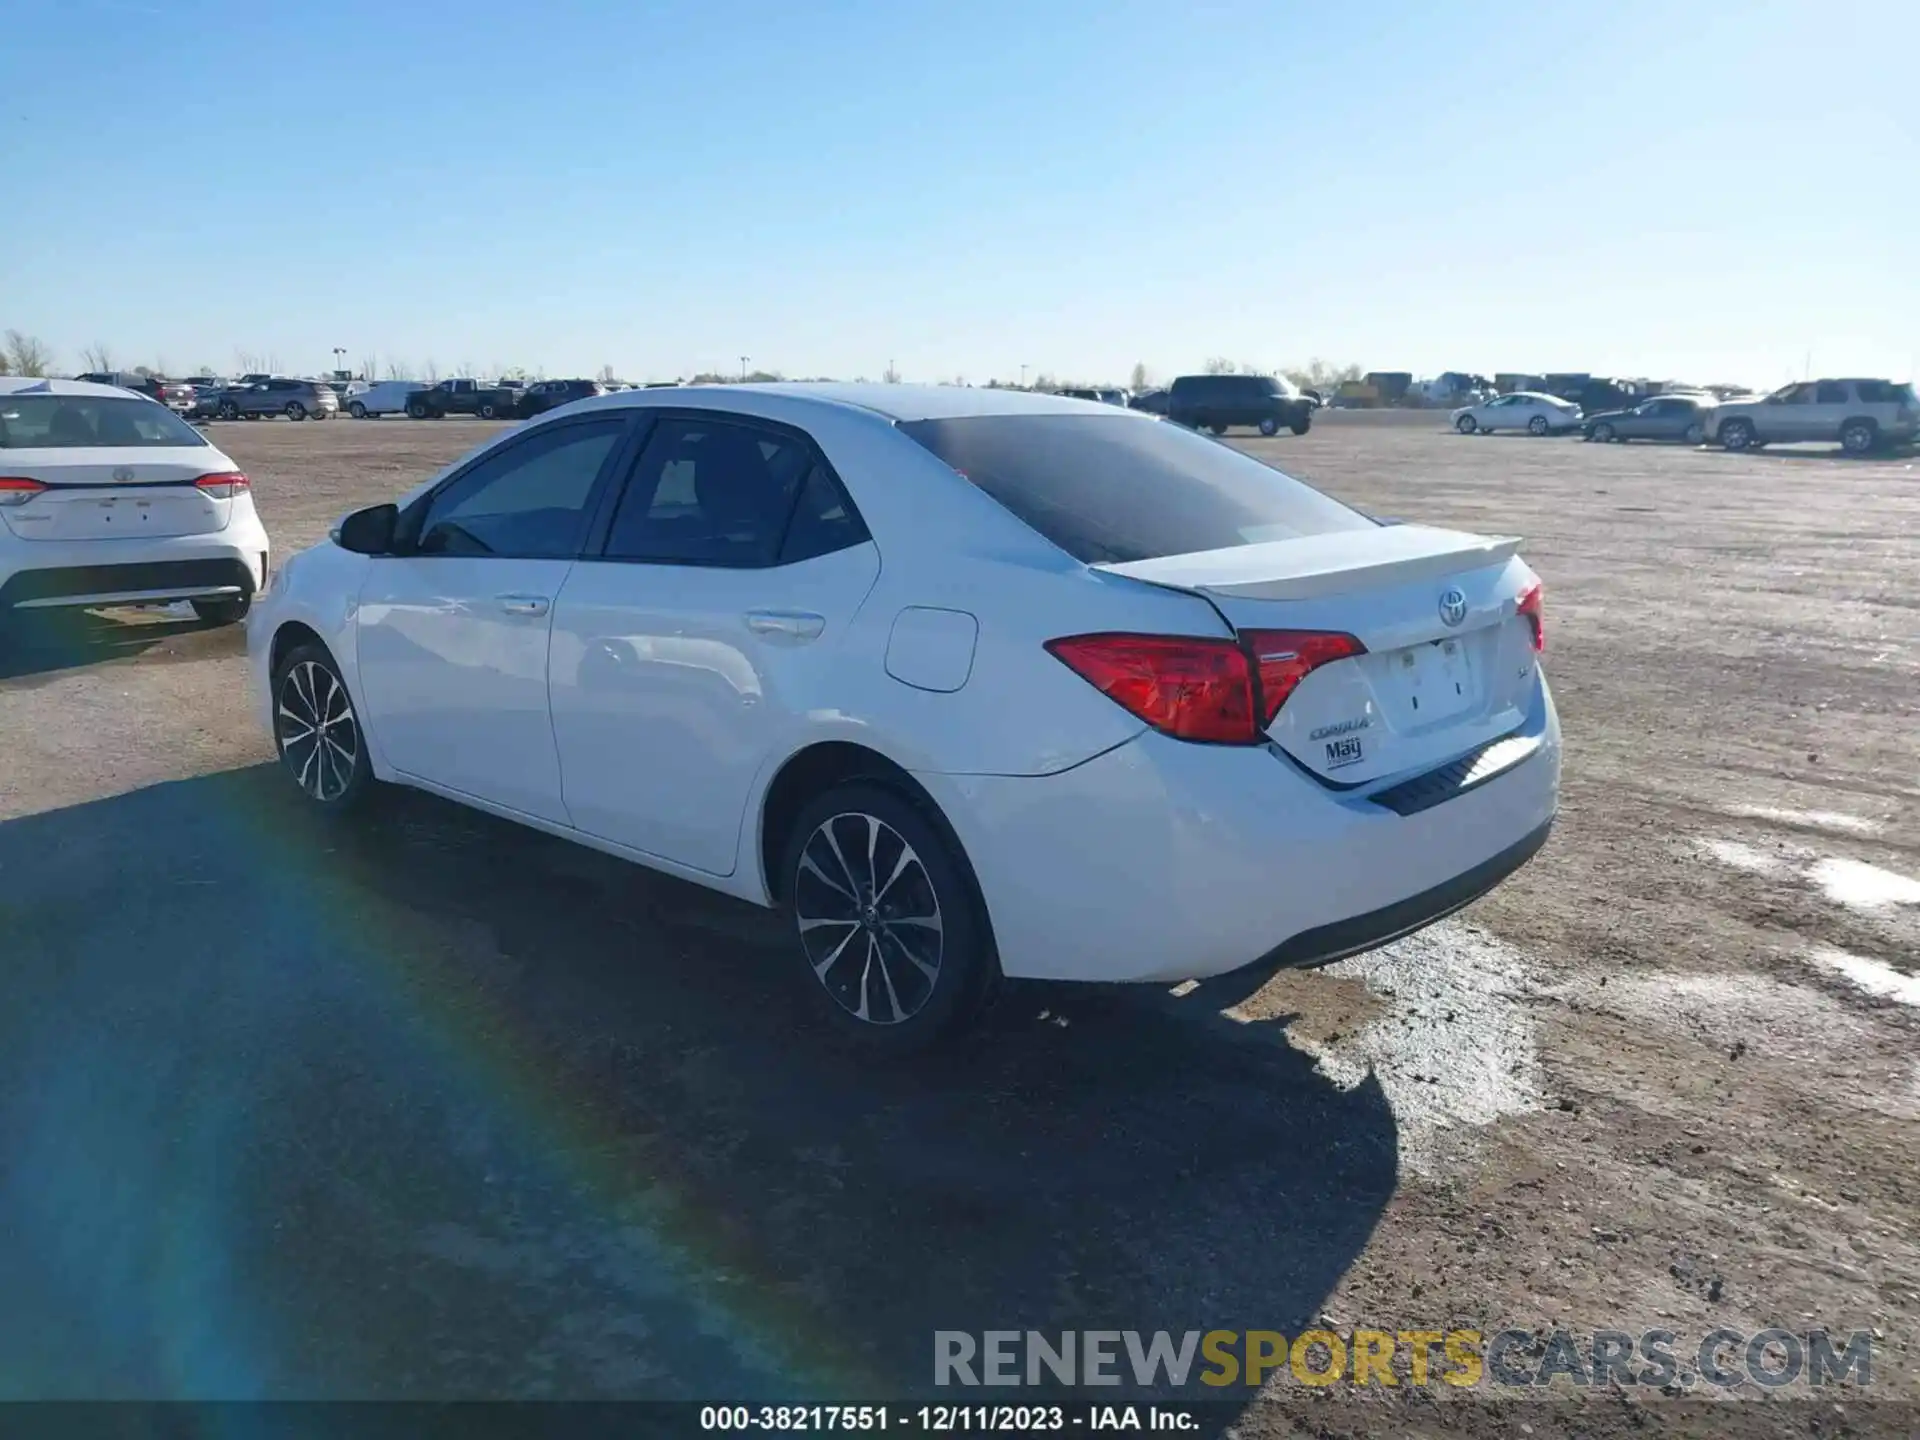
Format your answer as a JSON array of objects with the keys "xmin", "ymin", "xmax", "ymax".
[
  {"xmin": 1438, "ymin": 586, "xmax": 1468, "ymax": 628},
  {"xmin": 112, "ymin": 467, "xmax": 135, "ymax": 482}
]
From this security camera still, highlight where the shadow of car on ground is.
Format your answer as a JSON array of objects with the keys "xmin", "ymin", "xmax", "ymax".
[{"xmin": 0, "ymin": 766, "xmax": 1399, "ymax": 1409}]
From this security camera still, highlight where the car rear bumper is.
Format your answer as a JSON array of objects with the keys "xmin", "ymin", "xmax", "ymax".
[
  {"xmin": 921, "ymin": 671, "xmax": 1561, "ymax": 984},
  {"xmin": 0, "ymin": 522, "xmax": 270, "ymax": 612}
]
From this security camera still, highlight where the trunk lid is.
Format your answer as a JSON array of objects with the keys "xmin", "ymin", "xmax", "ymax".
[
  {"xmin": 1099, "ymin": 524, "xmax": 1541, "ymax": 784},
  {"xmin": 0, "ymin": 447, "xmax": 234, "ymax": 541}
]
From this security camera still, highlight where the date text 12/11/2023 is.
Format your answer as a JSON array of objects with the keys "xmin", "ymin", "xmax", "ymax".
[{"xmin": 700, "ymin": 1405, "xmax": 1197, "ymax": 1431}]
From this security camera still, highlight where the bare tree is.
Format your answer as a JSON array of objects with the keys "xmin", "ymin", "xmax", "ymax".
[
  {"xmin": 81, "ymin": 341, "xmax": 115, "ymax": 372},
  {"xmin": 235, "ymin": 350, "xmax": 271, "ymax": 377},
  {"xmin": 882, "ymin": 360, "xmax": 902, "ymax": 384},
  {"xmin": 385, "ymin": 357, "xmax": 415, "ymax": 380},
  {"xmin": 4, "ymin": 330, "xmax": 54, "ymax": 376},
  {"xmin": 360, "ymin": 353, "xmax": 381, "ymax": 383},
  {"xmin": 421, "ymin": 358, "xmax": 442, "ymax": 384},
  {"xmin": 596, "ymin": 363, "xmax": 616, "ymax": 384},
  {"xmin": 1129, "ymin": 361, "xmax": 1151, "ymax": 391},
  {"xmin": 1283, "ymin": 358, "xmax": 1364, "ymax": 392},
  {"xmin": 456, "ymin": 359, "xmax": 479, "ymax": 381}
]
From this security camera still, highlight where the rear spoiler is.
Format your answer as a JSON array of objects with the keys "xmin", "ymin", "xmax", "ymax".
[{"xmin": 1095, "ymin": 525, "xmax": 1523, "ymax": 603}]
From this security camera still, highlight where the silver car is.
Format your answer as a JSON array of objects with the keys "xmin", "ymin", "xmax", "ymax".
[{"xmin": 1705, "ymin": 378, "xmax": 1919, "ymax": 454}]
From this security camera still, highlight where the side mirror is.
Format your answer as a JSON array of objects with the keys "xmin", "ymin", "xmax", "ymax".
[{"xmin": 334, "ymin": 503, "xmax": 399, "ymax": 555}]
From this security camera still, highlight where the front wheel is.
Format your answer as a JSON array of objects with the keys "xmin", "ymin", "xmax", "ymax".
[
  {"xmin": 1720, "ymin": 418, "xmax": 1755, "ymax": 451},
  {"xmin": 1592, "ymin": 422, "xmax": 1615, "ymax": 443},
  {"xmin": 1289, "ymin": 414, "xmax": 1311, "ymax": 436},
  {"xmin": 478, "ymin": 402, "xmax": 498, "ymax": 419},
  {"xmin": 780, "ymin": 782, "xmax": 997, "ymax": 1052},
  {"xmin": 348, "ymin": 401, "xmax": 367, "ymax": 419},
  {"xmin": 218, "ymin": 400, "xmax": 239, "ymax": 421},
  {"xmin": 1528, "ymin": 414, "xmax": 1550, "ymax": 436},
  {"xmin": 191, "ymin": 596, "xmax": 250, "ymax": 626},
  {"xmin": 406, "ymin": 400, "xmax": 430, "ymax": 419},
  {"xmin": 272, "ymin": 642, "xmax": 375, "ymax": 812},
  {"xmin": 1455, "ymin": 414, "xmax": 1478, "ymax": 434}
]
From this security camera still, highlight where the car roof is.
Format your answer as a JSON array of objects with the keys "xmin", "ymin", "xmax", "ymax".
[
  {"xmin": 582, "ymin": 382, "xmax": 1148, "ymax": 423},
  {"xmin": 0, "ymin": 376, "xmax": 154, "ymax": 399}
]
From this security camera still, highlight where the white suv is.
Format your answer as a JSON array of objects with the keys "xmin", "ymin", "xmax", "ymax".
[{"xmin": 0, "ymin": 378, "xmax": 269, "ymax": 628}]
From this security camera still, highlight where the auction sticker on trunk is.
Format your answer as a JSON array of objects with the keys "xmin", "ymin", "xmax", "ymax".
[{"xmin": 1324, "ymin": 736, "xmax": 1365, "ymax": 769}]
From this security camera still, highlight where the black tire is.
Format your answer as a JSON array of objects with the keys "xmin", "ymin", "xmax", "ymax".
[
  {"xmin": 1207, "ymin": 423, "xmax": 1228, "ymax": 436},
  {"xmin": 1840, "ymin": 418, "xmax": 1877, "ymax": 455},
  {"xmin": 1289, "ymin": 413, "xmax": 1311, "ymax": 436},
  {"xmin": 218, "ymin": 400, "xmax": 239, "ymax": 421},
  {"xmin": 286, "ymin": 401, "xmax": 307, "ymax": 421},
  {"xmin": 191, "ymin": 595, "xmax": 250, "ymax": 626},
  {"xmin": 479, "ymin": 401, "xmax": 497, "ymax": 419},
  {"xmin": 778, "ymin": 782, "xmax": 997, "ymax": 1052},
  {"xmin": 1683, "ymin": 421, "xmax": 1705, "ymax": 445},
  {"xmin": 406, "ymin": 399, "xmax": 429, "ymax": 419},
  {"xmin": 1455, "ymin": 414, "xmax": 1478, "ymax": 434},
  {"xmin": 1720, "ymin": 417, "xmax": 1755, "ymax": 451},
  {"xmin": 348, "ymin": 401, "xmax": 367, "ymax": 419},
  {"xmin": 1592, "ymin": 422, "xmax": 1615, "ymax": 443},
  {"xmin": 271, "ymin": 641, "xmax": 376, "ymax": 813},
  {"xmin": 1528, "ymin": 414, "xmax": 1550, "ymax": 436},
  {"xmin": 1257, "ymin": 416, "xmax": 1280, "ymax": 437}
]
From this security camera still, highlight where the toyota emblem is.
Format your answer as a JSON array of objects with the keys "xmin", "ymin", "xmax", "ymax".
[{"xmin": 1438, "ymin": 586, "xmax": 1468, "ymax": 628}]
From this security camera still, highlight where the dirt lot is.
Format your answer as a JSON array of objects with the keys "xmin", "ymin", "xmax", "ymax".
[{"xmin": 0, "ymin": 411, "xmax": 1914, "ymax": 1430}]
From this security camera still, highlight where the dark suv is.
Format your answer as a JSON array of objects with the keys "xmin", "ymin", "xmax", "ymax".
[
  {"xmin": 1167, "ymin": 374, "xmax": 1313, "ymax": 436},
  {"xmin": 516, "ymin": 378, "xmax": 607, "ymax": 419}
]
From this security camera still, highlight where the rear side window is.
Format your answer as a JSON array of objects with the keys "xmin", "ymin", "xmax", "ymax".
[
  {"xmin": 1816, "ymin": 381, "xmax": 1850, "ymax": 404},
  {"xmin": 0, "ymin": 395, "xmax": 208, "ymax": 449},
  {"xmin": 1853, "ymin": 381, "xmax": 1910, "ymax": 403},
  {"xmin": 605, "ymin": 417, "xmax": 817, "ymax": 566},
  {"xmin": 898, "ymin": 414, "xmax": 1373, "ymax": 565}
]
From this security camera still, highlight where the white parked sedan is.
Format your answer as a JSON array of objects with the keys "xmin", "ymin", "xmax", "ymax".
[
  {"xmin": 251, "ymin": 385, "xmax": 1559, "ymax": 1048},
  {"xmin": 1452, "ymin": 392, "xmax": 1583, "ymax": 436},
  {"xmin": 1, "ymin": 378, "xmax": 268, "ymax": 628}
]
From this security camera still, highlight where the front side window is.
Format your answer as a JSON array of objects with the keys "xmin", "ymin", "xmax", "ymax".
[
  {"xmin": 1771, "ymin": 383, "xmax": 1815, "ymax": 404},
  {"xmin": 899, "ymin": 413, "xmax": 1372, "ymax": 565},
  {"xmin": 603, "ymin": 418, "xmax": 817, "ymax": 566},
  {"xmin": 0, "ymin": 395, "xmax": 208, "ymax": 449},
  {"xmin": 415, "ymin": 419, "xmax": 625, "ymax": 558}
]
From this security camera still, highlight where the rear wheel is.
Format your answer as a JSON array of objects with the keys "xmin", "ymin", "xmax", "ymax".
[
  {"xmin": 1257, "ymin": 416, "xmax": 1280, "ymax": 436},
  {"xmin": 285, "ymin": 401, "xmax": 307, "ymax": 421},
  {"xmin": 1840, "ymin": 418, "xmax": 1878, "ymax": 455},
  {"xmin": 1207, "ymin": 423, "xmax": 1228, "ymax": 436},
  {"xmin": 1527, "ymin": 414, "xmax": 1550, "ymax": 436},
  {"xmin": 780, "ymin": 782, "xmax": 997, "ymax": 1052},
  {"xmin": 348, "ymin": 401, "xmax": 367, "ymax": 419},
  {"xmin": 191, "ymin": 596, "xmax": 250, "ymax": 626},
  {"xmin": 272, "ymin": 642, "xmax": 375, "ymax": 812},
  {"xmin": 1683, "ymin": 421, "xmax": 1705, "ymax": 445}
]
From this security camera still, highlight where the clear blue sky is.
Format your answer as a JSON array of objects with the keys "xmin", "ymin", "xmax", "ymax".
[{"xmin": 3, "ymin": 0, "xmax": 1915, "ymax": 387}]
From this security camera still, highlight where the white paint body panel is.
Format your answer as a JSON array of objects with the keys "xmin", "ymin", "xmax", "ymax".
[{"xmin": 250, "ymin": 384, "xmax": 1562, "ymax": 984}]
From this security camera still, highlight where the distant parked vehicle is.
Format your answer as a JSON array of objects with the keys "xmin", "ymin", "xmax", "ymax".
[
  {"xmin": 516, "ymin": 379, "xmax": 608, "ymax": 419},
  {"xmin": 73, "ymin": 371, "xmax": 197, "ymax": 415},
  {"xmin": 1452, "ymin": 392, "xmax": 1582, "ymax": 436},
  {"xmin": 215, "ymin": 378, "xmax": 340, "ymax": 421},
  {"xmin": 1096, "ymin": 388, "xmax": 1129, "ymax": 407},
  {"xmin": 1167, "ymin": 374, "xmax": 1313, "ymax": 436},
  {"xmin": 1703, "ymin": 379, "xmax": 1918, "ymax": 455},
  {"xmin": 346, "ymin": 380, "xmax": 428, "ymax": 419},
  {"xmin": 406, "ymin": 378, "xmax": 517, "ymax": 419},
  {"xmin": 1583, "ymin": 394, "xmax": 1713, "ymax": 445},
  {"xmin": 1053, "ymin": 387, "xmax": 1102, "ymax": 402},
  {"xmin": 1127, "ymin": 388, "xmax": 1170, "ymax": 416}
]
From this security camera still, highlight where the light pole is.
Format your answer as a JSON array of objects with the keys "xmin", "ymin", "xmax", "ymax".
[
  {"xmin": 739, "ymin": 355, "xmax": 750, "ymax": 382},
  {"xmin": 1019, "ymin": 363, "xmax": 1029, "ymax": 389},
  {"xmin": 332, "ymin": 347, "xmax": 346, "ymax": 378}
]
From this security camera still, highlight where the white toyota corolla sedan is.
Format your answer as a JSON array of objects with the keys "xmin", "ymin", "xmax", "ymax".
[
  {"xmin": 251, "ymin": 384, "xmax": 1559, "ymax": 1047},
  {"xmin": 1451, "ymin": 391, "xmax": 1583, "ymax": 436},
  {"xmin": 1, "ymin": 377, "xmax": 268, "ymax": 628}
]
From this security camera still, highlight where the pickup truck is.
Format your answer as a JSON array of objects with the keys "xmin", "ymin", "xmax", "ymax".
[{"xmin": 405, "ymin": 378, "xmax": 518, "ymax": 419}]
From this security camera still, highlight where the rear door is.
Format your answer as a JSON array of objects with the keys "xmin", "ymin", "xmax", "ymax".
[{"xmin": 548, "ymin": 411, "xmax": 880, "ymax": 874}]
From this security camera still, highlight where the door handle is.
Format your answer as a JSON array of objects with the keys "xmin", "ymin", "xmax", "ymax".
[
  {"xmin": 497, "ymin": 593, "xmax": 551, "ymax": 616},
  {"xmin": 745, "ymin": 609, "xmax": 825, "ymax": 640}
]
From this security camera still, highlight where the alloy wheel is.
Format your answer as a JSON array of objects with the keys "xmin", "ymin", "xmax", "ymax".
[
  {"xmin": 793, "ymin": 811, "xmax": 943, "ymax": 1025},
  {"xmin": 277, "ymin": 660, "xmax": 359, "ymax": 802}
]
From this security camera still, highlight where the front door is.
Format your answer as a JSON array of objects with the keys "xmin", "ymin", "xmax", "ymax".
[
  {"xmin": 548, "ymin": 413, "xmax": 880, "ymax": 875},
  {"xmin": 354, "ymin": 415, "xmax": 632, "ymax": 822}
]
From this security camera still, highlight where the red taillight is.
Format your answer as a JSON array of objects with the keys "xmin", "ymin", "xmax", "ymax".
[
  {"xmin": 0, "ymin": 477, "xmax": 48, "ymax": 507},
  {"xmin": 1046, "ymin": 633, "xmax": 1258, "ymax": 744},
  {"xmin": 194, "ymin": 471, "xmax": 250, "ymax": 499},
  {"xmin": 1516, "ymin": 581, "xmax": 1545, "ymax": 652},
  {"xmin": 1242, "ymin": 629, "xmax": 1368, "ymax": 725}
]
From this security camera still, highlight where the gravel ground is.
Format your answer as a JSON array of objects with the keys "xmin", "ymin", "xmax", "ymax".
[{"xmin": 0, "ymin": 410, "xmax": 1914, "ymax": 1431}]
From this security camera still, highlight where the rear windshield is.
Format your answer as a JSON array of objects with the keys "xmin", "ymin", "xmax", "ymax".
[
  {"xmin": 898, "ymin": 414, "xmax": 1373, "ymax": 565},
  {"xmin": 0, "ymin": 395, "xmax": 209, "ymax": 449}
]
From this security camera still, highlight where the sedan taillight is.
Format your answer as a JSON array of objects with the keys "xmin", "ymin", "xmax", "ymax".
[
  {"xmin": 1517, "ymin": 581, "xmax": 1545, "ymax": 652},
  {"xmin": 194, "ymin": 471, "xmax": 250, "ymax": 499},
  {"xmin": 0, "ymin": 477, "xmax": 48, "ymax": 507}
]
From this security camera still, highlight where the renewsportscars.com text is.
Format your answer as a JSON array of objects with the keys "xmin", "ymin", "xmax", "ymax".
[{"xmin": 934, "ymin": 1328, "xmax": 1873, "ymax": 1391}]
